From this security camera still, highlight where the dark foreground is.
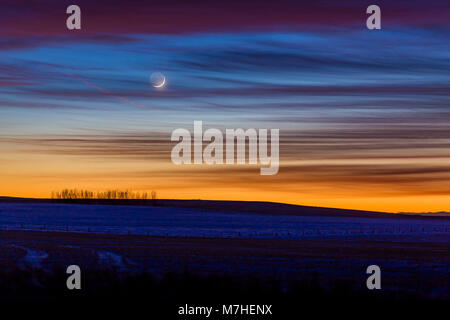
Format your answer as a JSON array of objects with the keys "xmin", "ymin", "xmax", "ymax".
[{"xmin": 0, "ymin": 230, "xmax": 448, "ymax": 317}]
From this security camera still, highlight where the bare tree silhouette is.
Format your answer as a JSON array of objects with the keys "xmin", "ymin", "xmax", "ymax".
[{"xmin": 51, "ymin": 189, "xmax": 155, "ymax": 200}]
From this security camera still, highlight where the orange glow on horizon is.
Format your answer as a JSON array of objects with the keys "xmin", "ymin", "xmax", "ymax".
[{"xmin": 1, "ymin": 144, "xmax": 449, "ymax": 213}]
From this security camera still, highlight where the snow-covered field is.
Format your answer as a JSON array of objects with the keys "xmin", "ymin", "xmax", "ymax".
[
  {"xmin": 0, "ymin": 202, "xmax": 449, "ymax": 300},
  {"xmin": 0, "ymin": 203, "xmax": 448, "ymax": 240}
]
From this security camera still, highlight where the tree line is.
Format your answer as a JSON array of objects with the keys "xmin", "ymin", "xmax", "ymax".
[{"xmin": 51, "ymin": 189, "xmax": 156, "ymax": 200}]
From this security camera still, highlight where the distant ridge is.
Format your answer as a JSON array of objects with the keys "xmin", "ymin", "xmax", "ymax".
[
  {"xmin": 0, "ymin": 196, "xmax": 438, "ymax": 219},
  {"xmin": 155, "ymin": 200, "xmax": 449, "ymax": 219},
  {"xmin": 398, "ymin": 211, "xmax": 450, "ymax": 217}
]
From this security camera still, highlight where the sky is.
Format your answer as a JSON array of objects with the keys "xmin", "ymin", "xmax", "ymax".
[{"xmin": 0, "ymin": 0, "xmax": 449, "ymax": 212}]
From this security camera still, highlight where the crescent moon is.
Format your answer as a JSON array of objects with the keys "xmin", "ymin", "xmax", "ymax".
[{"xmin": 154, "ymin": 76, "xmax": 166, "ymax": 88}]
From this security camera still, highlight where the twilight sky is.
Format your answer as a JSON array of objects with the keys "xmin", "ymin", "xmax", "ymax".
[{"xmin": 0, "ymin": 0, "xmax": 449, "ymax": 212}]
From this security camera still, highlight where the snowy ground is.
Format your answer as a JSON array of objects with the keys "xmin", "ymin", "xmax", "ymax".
[
  {"xmin": 0, "ymin": 202, "xmax": 448, "ymax": 240},
  {"xmin": 0, "ymin": 230, "xmax": 448, "ymax": 299},
  {"xmin": 0, "ymin": 203, "xmax": 448, "ymax": 300}
]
